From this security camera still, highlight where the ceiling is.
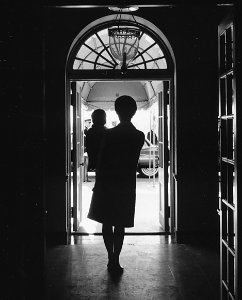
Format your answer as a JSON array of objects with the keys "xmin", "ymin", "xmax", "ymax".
[{"xmin": 78, "ymin": 80, "xmax": 162, "ymax": 110}]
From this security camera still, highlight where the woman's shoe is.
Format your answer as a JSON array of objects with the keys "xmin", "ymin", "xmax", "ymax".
[
  {"xmin": 107, "ymin": 261, "xmax": 124, "ymax": 274},
  {"xmin": 113, "ymin": 263, "xmax": 124, "ymax": 273}
]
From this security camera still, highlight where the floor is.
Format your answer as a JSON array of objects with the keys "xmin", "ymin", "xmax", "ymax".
[
  {"xmin": 79, "ymin": 174, "xmax": 162, "ymax": 234},
  {"xmin": 45, "ymin": 235, "xmax": 220, "ymax": 300}
]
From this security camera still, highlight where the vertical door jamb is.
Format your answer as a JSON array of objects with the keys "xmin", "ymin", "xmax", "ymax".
[
  {"xmin": 71, "ymin": 81, "xmax": 82, "ymax": 232},
  {"xmin": 65, "ymin": 79, "xmax": 72, "ymax": 242},
  {"xmin": 163, "ymin": 80, "xmax": 170, "ymax": 232},
  {"xmin": 158, "ymin": 80, "xmax": 170, "ymax": 232},
  {"xmin": 169, "ymin": 77, "xmax": 176, "ymax": 234}
]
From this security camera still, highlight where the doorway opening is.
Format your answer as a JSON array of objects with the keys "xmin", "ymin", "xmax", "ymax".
[
  {"xmin": 80, "ymin": 80, "xmax": 168, "ymax": 234},
  {"xmin": 66, "ymin": 14, "xmax": 176, "ymax": 237},
  {"xmin": 69, "ymin": 79, "xmax": 172, "ymax": 235}
]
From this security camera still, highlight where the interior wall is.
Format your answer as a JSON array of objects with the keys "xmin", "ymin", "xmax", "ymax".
[
  {"xmin": 4, "ymin": 5, "xmax": 46, "ymax": 299},
  {"xmin": 164, "ymin": 6, "xmax": 220, "ymax": 240}
]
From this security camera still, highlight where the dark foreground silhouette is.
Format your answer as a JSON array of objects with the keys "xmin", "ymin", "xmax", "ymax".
[{"xmin": 88, "ymin": 95, "xmax": 145, "ymax": 273}]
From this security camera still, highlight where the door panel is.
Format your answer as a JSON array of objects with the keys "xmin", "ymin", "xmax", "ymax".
[
  {"xmin": 169, "ymin": 79, "xmax": 176, "ymax": 234},
  {"xmin": 158, "ymin": 81, "xmax": 170, "ymax": 232},
  {"xmin": 218, "ymin": 12, "xmax": 237, "ymax": 300},
  {"xmin": 71, "ymin": 82, "xmax": 82, "ymax": 231},
  {"xmin": 66, "ymin": 81, "xmax": 72, "ymax": 240}
]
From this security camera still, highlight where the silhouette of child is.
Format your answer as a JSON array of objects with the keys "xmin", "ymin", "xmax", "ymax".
[{"xmin": 86, "ymin": 109, "xmax": 107, "ymax": 171}]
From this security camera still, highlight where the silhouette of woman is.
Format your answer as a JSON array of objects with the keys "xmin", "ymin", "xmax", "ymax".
[{"xmin": 88, "ymin": 95, "xmax": 145, "ymax": 274}]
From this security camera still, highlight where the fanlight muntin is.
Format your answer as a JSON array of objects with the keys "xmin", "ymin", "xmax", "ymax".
[{"xmin": 108, "ymin": 26, "xmax": 141, "ymax": 68}]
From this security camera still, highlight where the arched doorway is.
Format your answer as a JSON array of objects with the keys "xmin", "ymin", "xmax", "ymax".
[{"xmin": 65, "ymin": 14, "xmax": 176, "ymax": 237}]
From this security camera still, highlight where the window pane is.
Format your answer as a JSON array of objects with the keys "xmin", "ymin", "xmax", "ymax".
[{"xmin": 73, "ymin": 27, "xmax": 168, "ymax": 70}]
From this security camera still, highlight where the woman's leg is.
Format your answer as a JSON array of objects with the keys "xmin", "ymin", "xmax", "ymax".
[
  {"xmin": 102, "ymin": 224, "xmax": 114, "ymax": 265},
  {"xmin": 113, "ymin": 226, "xmax": 125, "ymax": 268}
]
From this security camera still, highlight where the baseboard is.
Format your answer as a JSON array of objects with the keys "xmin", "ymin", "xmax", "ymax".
[
  {"xmin": 175, "ymin": 230, "xmax": 219, "ymax": 248},
  {"xmin": 46, "ymin": 231, "xmax": 69, "ymax": 246}
]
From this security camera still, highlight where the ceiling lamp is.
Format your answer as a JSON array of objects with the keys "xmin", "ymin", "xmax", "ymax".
[
  {"xmin": 108, "ymin": 7, "xmax": 141, "ymax": 72},
  {"xmin": 108, "ymin": 6, "xmax": 139, "ymax": 12}
]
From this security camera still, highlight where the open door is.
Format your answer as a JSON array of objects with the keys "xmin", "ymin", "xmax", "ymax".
[
  {"xmin": 158, "ymin": 81, "xmax": 170, "ymax": 232},
  {"xmin": 71, "ymin": 82, "xmax": 83, "ymax": 232},
  {"xmin": 218, "ymin": 11, "xmax": 239, "ymax": 300}
]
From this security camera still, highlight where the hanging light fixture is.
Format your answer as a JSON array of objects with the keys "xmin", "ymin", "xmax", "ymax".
[{"xmin": 108, "ymin": 7, "xmax": 141, "ymax": 72}]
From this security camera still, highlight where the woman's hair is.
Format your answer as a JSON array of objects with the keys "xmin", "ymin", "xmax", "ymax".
[
  {"xmin": 115, "ymin": 95, "xmax": 137, "ymax": 120},
  {"xmin": 91, "ymin": 109, "xmax": 106, "ymax": 125}
]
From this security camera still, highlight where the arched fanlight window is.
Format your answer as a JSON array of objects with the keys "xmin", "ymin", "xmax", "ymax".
[{"xmin": 73, "ymin": 27, "xmax": 168, "ymax": 71}]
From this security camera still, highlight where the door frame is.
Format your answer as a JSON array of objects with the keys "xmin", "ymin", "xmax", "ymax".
[
  {"xmin": 66, "ymin": 75, "xmax": 176, "ymax": 236},
  {"xmin": 65, "ymin": 13, "xmax": 177, "ymax": 237},
  {"xmin": 71, "ymin": 82, "xmax": 83, "ymax": 231}
]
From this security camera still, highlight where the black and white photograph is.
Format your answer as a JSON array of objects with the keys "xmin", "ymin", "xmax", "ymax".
[{"xmin": 2, "ymin": 1, "xmax": 242, "ymax": 299}]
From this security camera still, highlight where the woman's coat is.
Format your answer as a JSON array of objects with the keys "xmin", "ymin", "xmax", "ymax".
[{"xmin": 88, "ymin": 122, "xmax": 145, "ymax": 227}]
